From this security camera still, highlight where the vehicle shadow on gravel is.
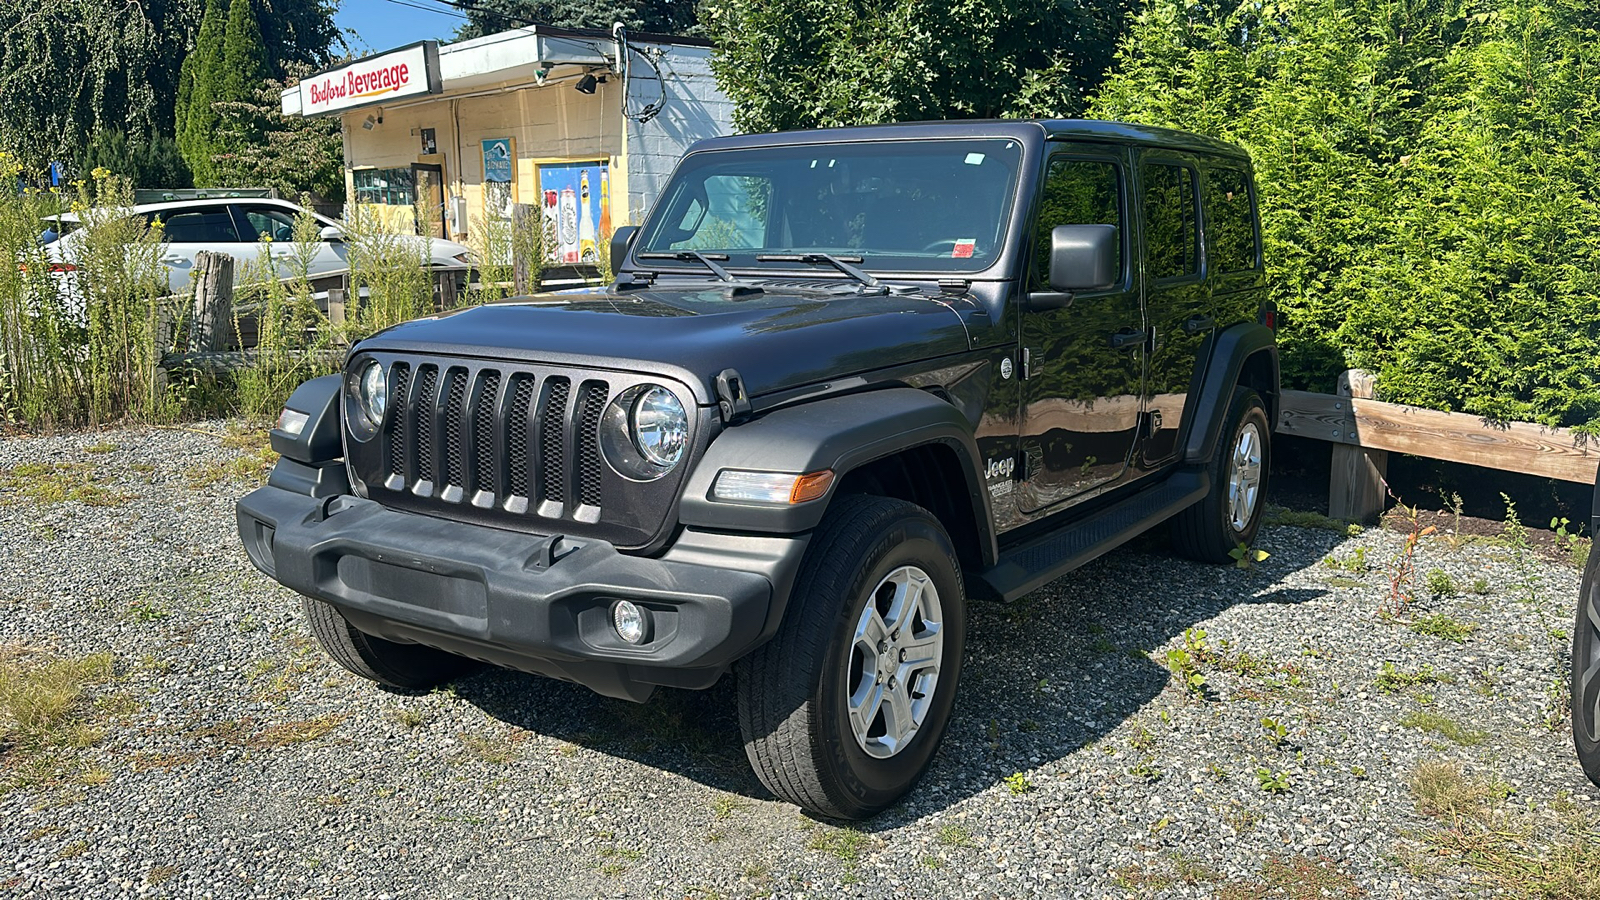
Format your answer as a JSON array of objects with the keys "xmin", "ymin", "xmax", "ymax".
[{"xmin": 452, "ymin": 523, "xmax": 1346, "ymax": 820}]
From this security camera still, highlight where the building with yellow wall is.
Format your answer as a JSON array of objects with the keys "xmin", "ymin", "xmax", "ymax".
[{"xmin": 280, "ymin": 24, "xmax": 732, "ymax": 281}]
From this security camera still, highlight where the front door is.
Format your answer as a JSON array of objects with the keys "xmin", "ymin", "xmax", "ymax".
[
  {"xmin": 411, "ymin": 163, "xmax": 446, "ymax": 239},
  {"xmin": 1018, "ymin": 149, "xmax": 1145, "ymax": 515}
]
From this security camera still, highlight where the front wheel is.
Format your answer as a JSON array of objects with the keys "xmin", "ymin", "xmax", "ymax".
[
  {"xmin": 1573, "ymin": 548, "xmax": 1600, "ymax": 786},
  {"xmin": 736, "ymin": 495, "xmax": 967, "ymax": 819},
  {"xmin": 1172, "ymin": 387, "xmax": 1271, "ymax": 563}
]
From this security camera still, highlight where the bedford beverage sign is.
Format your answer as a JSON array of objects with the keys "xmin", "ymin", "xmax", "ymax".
[{"xmin": 299, "ymin": 42, "xmax": 442, "ymax": 117}]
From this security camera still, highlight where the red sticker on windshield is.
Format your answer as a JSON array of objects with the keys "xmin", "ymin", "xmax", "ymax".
[{"xmin": 952, "ymin": 239, "xmax": 976, "ymax": 259}]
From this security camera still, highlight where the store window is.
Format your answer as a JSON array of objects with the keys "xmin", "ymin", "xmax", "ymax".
[{"xmin": 353, "ymin": 167, "xmax": 416, "ymax": 206}]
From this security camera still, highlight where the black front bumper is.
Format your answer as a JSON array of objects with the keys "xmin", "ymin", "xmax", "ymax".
[{"xmin": 237, "ymin": 480, "xmax": 809, "ymax": 701}]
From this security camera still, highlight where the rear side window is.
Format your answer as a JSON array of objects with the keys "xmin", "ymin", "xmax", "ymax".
[
  {"xmin": 1031, "ymin": 158, "xmax": 1122, "ymax": 291},
  {"xmin": 236, "ymin": 206, "xmax": 298, "ymax": 243},
  {"xmin": 1142, "ymin": 163, "xmax": 1199, "ymax": 280},
  {"xmin": 157, "ymin": 210, "xmax": 241, "ymax": 243},
  {"xmin": 1204, "ymin": 166, "xmax": 1259, "ymax": 273}
]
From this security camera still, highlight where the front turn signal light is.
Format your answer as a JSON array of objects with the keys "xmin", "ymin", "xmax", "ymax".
[{"xmin": 712, "ymin": 469, "xmax": 834, "ymax": 504}]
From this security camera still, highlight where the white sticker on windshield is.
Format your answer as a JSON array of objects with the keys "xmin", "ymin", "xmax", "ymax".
[{"xmin": 964, "ymin": 153, "xmax": 986, "ymax": 165}]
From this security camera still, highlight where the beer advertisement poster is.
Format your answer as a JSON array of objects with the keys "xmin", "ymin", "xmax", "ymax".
[{"xmin": 537, "ymin": 161, "xmax": 611, "ymax": 266}]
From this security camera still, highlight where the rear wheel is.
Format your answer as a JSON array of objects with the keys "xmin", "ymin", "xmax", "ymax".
[
  {"xmin": 1573, "ymin": 549, "xmax": 1600, "ymax": 786},
  {"xmin": 736, "ymin": 495, "xmax": 966, "ymax": 819},
  {"xmin": 302, "ymin": 597, "xmax": 475, "ymax": 691},
  {"xmin": 1172, "ymin": 387, "xmax": 1270, "ymax": 563}
]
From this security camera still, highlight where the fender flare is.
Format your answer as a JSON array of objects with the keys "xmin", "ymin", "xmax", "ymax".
[
  {"xmin": 678, "ymin": 387, "xmax": 996, "ymax": 559},
  {"xmin": 1179, "ymin": 323, "xmax": 1279, "ymax": 465}
]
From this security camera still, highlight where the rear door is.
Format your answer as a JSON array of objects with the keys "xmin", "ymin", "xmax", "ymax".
[
  {"xmin": 1136, "ymin": 153, "xmax": 1209, "ymax": 466},
  {"xmin": 1017, "ymin": 146, "xmax": 1145, "ymax": 515},
  {"xmin": 150, "ymin": 206, "xmax": 251, "ymax": 293},
  {"xmin": 231, "ymin": 203, "xmax": 347, "ymax": 283}
]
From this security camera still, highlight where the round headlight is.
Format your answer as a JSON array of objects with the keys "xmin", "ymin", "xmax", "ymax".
[
  {"xmin": 631, "ymin": 387, "xmax": 687, "ymax": 468},
  {"xmin": 355, "ymin": 359, "xmax": 388, "ymax": 427}
]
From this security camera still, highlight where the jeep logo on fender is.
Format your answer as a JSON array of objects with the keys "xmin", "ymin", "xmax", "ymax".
[{"xmin": 986, "ymin": 456, "xmax": 1015, "ymax": 481}]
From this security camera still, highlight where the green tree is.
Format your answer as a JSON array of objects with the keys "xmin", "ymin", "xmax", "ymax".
[
  {"xmin": 77, "ymin": 131, "xmax": 193, "ymax": 189},
  {"xmin": 1091, "ymin": 0, "xmax": 1600, "ymax": 430},
  {"xmin": 212, "ymin": 68, "xmax": 345, "ymax": 201},
  {"xmin": 178, "ymin": 0, "xmax": 229, "ymax": 184},
  {"xmin": 452, "ymin": 0, "xmax": 701, "ymax": 39},
  {"xmin": 703, "ymin": 0, "xmax": 1135, "ymax": 133}
]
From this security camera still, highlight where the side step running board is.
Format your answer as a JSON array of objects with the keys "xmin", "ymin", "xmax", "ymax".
[{"xmin": 976, "ymin": 471, "xmax": 1210, "ymax": 602}]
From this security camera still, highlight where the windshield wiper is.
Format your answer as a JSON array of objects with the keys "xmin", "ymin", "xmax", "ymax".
[
  {"xmin": 637, "ymin": 250, "xmax": 737, "ymax": 283},
  {"xmin": 756, "ymin": 253, "xmax": 880, "ymax": 289}
]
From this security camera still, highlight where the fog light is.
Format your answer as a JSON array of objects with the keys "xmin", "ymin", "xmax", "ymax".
[{"xmin": 612, "ymin": 600, "xmax": 649, "ymax": 644}]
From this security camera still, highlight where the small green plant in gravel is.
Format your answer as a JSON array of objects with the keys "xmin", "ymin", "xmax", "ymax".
[
  {"xmin": 1552, "ymin": 516, "xmax": 1591, "ymax": 568},
  {"xmin": 1262, "ymin": 507, "xmax": 1355, "ymax": 532},
  {"xmin": 1255, "ymin": 767, "xmax": 1291, "ymax": 793},
  {"xmin": 1324, "ymin": 547, "xmax": 1368, "ymax": 573},
  {"xmin": 0, "ymin": 463, "xmax": 133, "ymax": 507},
  {"xmin": 1500, "ymin": 494, "xmax": 1541, "ymax": 603},
  {"xmin": 1384, "ymin": 501, "xmax": 1435, "ymax": 616},
  {"xmin": 807, "ymin": 826, "xmax": 874, "ymax": 863},
  {"xmin": 1260, "ymin": 717, "xmax": 1289, "ymax": 749},
  {"xmin": 1003, "ymin": 772, "xmax": 1035, "ymax": 795},
  {"xmin": 1128, "ymin": 761, "xmax": 1163, "ymax": 783},
  {"xmin": 1410, "ymin": 613, "xmax": 1478, "ymax": 643},
  {"xmin": 1229, "ymin": 540, "xmax": 1270, "ymax": 570},
  {"xmin": 1376, "ymin": 662, "xmax": 1454, "ymax": 693},
  {"xmin": 1424, "ymin": 569, "xmax": 1458, "ymax": 597},
  {"xmin": 1166, "ymin": 646, "xmax": 1207, "ymax": 698},
  {"xmin": 937, "ymin": 824, "xmax": 974, "ymax": 848},
  {"xmin": 1399, "ymin": 710, "xmax": 1486, "ymax": 746},
  {"xmin": 1469, "ymin": 577, "xmax": 1491, "ymax": 595}
]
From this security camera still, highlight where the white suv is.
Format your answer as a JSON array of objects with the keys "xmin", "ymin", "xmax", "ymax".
[{"xmin": 45, "ymin": 197, "xmax": 474, "ymax": 295}]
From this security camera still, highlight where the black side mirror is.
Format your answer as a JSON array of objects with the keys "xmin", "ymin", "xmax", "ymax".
[
  {"xmin": 1048, "ymin": 224, "xmax": 1119, "ymax": 292},
  {"xmin": 610, "ymin": 225, "xmax": 639, "ymax": 275}
]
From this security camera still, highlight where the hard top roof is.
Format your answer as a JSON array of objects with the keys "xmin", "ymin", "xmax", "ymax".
[{"xmin": 686, "ymin": 119, "xmax": 1250, "ymax": 162}]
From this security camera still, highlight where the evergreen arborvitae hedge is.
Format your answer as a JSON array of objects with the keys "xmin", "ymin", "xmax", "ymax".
[{"xmin": 1093, "ymin": 0, "xmax": 1600, "ymax": 432}]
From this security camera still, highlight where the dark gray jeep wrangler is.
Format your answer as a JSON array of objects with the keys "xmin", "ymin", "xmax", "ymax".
[{"xmin": 238, "ymin": 120, "xmax": 1279, "ymax": 820}]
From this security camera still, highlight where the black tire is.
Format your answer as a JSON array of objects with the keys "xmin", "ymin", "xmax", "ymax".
[
  {"xmin": 302, "ymin": 597, "xmax": 475, "ymax": 691},
  {"xmin": 736, "ymin": 494, "xmax": 967, "ymax": 820},
  {"xmin": 1172, "ymin": 387, "xmax": 1271, "ymax": 563},
  {"xmin": 1573, "ymin": 547, "xmax": 1600, "ymax": 786}
]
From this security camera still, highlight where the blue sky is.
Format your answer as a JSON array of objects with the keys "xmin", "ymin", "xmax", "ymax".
[{"xmin": 335, "ymin": 0, "xmax": 465, "ymax": 56}]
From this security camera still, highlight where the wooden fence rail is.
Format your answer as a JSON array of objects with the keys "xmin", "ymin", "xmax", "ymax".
[{"xmin": 1277, "ymin": 369, "xmax": 1599, "ymax": 520}]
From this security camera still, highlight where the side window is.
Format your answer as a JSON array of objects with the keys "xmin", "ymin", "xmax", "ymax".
[
  {"xmin": 1032, "ymin": 158, "xmax": 1122, "ymax": 291},
  {"xmin": 236, "ymin": 206, "xmax": 298, "ymax": 243},
  {"xmin": 669, "ymin": 175, "xmax": 773, "ymax": 251},
  {"xmin": 156, "ymin": 210, "xmax": 241, "ymax": 243},
  {"xmin": 1204, "ymin": 166, "xmax": 1258, "ymax": 273},
  {"xmin": 1142, "ymin": 163, "xmax": 1199, "ymax": 280}
]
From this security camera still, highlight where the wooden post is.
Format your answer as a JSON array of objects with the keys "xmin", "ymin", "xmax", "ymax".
[
  {"xmin": 327, "ymin": 288, "xmax": 346, "ymax": 327},
  {"xmin": 512, "ymin": 203, "xmax": 534, "ymax": 295},
  {"xmin": 435, "ymin": 269, "xmax": 459, "ymax": 309},
  {"xmin": 1328, "ymin": 369, "xmax": 1389, "ymax": 522},
  {"xmin": 190, "ymin": 251, "xmax": 234, "ymax": 352}
]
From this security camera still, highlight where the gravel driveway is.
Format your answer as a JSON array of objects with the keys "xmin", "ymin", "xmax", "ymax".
[{"xmin": 1, "ymin": 423, "xmax": 1594, "ymax": 899}]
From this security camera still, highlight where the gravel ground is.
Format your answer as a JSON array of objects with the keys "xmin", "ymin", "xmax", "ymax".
[{"xmin": 0, "ymin": 423, "xmax": 1594, "ymax": 899}]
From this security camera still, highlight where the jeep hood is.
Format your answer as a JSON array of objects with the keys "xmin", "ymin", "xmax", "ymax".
[{"xmin": 354, "ymin": 286, "xmax": 977, "ymax": 404}]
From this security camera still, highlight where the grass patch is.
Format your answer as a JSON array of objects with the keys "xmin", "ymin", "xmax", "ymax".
[
  {"xmin": 0, "ymin": 463, "xmax": 133, "ymax": 507},
  {"xmin": 1376, "ymin": 662, "xmax": 1454, "ymax": 693},
  {"xmin": 807, "ymin": 826, "xmax": 875, "ymax": 864},
  {"xmin": 460, "ymin": 731, "xmax": 524, "ymax": 765},
  {"xmin": 0, "ymin": 647, "xmax": 117, "ymax": 793},
  {"xmin": 1264, "ymin": 506, "xmax": 1359, "ymax": 533},
  {"xmin": 251, "ymin": 714, "xmax": 344, "ymax": 747},
  {"xmin": 1409, "ymin": 759, "xmax": 1600, "ymax": 898},
  {"xmin": 1399, "ymin": 710, "xmax": 1487, "ymax": 745},
  {"xmin": 1216, "ymin": 856, "xmax": 1366, "ymax": 899},
  {"xmin": 185, "ymin": 441, "xmax": 278, "ymax": 490},
  {"xmin": 1410, "ymin": 614, "xmax": 1478, "ymax": 643},
  {"xmin": 936, "ymin": 824, "xmax": 975, "ymax": 848},
  {"xmin": 83, "ymin": 442, "xmax": 117, "ymax": 455}
]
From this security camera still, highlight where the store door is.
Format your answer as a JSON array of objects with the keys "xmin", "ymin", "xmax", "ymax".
[{"xmin": 411, "ymin": 163, "xmax": 446, "ymax": 238}]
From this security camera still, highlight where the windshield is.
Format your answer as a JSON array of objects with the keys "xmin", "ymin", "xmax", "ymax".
[{"xmin": 636, "ymin": 138, "xmax": 1024, "ymax": 274}]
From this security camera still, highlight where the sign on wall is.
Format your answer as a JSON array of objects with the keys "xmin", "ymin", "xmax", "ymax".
[
  {"xmin": 298, "ymin": 42, "xmax": 441, "ymax": 117},
  {"xmin": 538, "ymin": 161, "xmax": 611, "ymax": 265},
  {"xmin": 482, "ymin": 138, "xmax": 516, "ymax": 222}
]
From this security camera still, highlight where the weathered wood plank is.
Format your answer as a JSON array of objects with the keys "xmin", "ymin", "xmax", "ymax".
[
  {"xmin": 162, "ymin": 349, "xmax": 344, "ymax": 374},
  {"xmin": 190, "ymin": 252, "xmax": 235, "ymax": 352},
  {"xmin": 1280, "ymin": 385, "xmax": 1600, "ymax": 484},
  {"xmin": 1328, "ymin": 370, "xmax": 1388, "ymax": 522}
]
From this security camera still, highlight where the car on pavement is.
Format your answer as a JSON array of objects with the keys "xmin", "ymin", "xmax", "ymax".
[
  {"xmin": 43, "ymin": 197, "xmax": 474, "ymax": 295},
  {"xmin": 238, "ymin": 119, "xmax": 1280, "ymax": 819}
]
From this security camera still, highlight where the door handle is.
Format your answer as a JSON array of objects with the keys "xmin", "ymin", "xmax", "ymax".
[
  {"xmin": 1109, "ymin": 329, "xmax": 1144, "ymax": 349},
  {"xmin": 1182, "ymin": 315, "xmax": 1215, "ymax": 334}
]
